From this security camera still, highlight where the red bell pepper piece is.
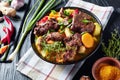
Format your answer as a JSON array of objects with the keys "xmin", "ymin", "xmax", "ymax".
[
  {"xmin": 39, "ymin": 16, "xmax": 48, "ymax": 24},
  {"xmin": 70, "ymin": 9, "xmax": 79, "ymax": 17}
]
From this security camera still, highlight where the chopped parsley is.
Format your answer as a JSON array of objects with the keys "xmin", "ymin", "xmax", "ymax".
[{"xmin": 41, "ymin": 41, "xmax": 66, "ymax": 53}]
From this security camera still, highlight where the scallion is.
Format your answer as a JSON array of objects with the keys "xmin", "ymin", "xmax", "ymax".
[
  {"xmin": 81, "ymin": 19, "xmax": 91, "ymax": 24},
  {"xmin": 22, "ymin": 0, "xmax": 44, "ymax": 33},
  {"xmin": 8, "ymin": 0, "xmax": 59, "ymax": 61}
]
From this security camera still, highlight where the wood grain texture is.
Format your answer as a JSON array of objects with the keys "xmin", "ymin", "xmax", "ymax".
[{"xmin": 0, "ymin": 0, "xmax": 120, "ymax": 80}]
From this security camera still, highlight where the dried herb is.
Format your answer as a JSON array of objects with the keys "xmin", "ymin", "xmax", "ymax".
[{"xmin": 102, "ymin": 29, "xmax": 120, "ymax": 59}]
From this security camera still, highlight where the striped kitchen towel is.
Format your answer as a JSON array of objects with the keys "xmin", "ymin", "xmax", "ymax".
[{"xmin": 17, "ymin": 0, "xmax": 114, "ymax": 80}]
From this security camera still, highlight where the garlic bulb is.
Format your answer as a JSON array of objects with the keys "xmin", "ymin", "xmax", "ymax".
[{"xmin": 11, "ymin": 0, "xmax": 24, "ymax": 10}]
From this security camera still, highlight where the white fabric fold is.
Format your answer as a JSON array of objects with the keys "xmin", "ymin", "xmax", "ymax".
[{"xmin": 17, "ymin": 0, "xmax": 114, "ymax": 80}]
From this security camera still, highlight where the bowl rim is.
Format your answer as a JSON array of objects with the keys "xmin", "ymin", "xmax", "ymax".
[
  {"xmin": 92, "ymin": 57, "xmax": 120, "ymax": 80},
  {"xmin": 30, "ymin": 7, "xmax": 103, "ymax": 65}
]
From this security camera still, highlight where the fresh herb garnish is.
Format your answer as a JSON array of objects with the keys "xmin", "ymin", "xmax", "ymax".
[
  {"xmin": 60, "ymin": 26, "xmax": 64, "ymax": 30},
  {"xmin": 51, "ymin": 10, "xmax": 57, "ymax": 14},
  {"xmin": 60, "ymin": 29, "xmax": 65, "ymax": 34},
  {"xmin": 102, "ymin": 29, "xmax": 120, "ymax": 59},
  {"xmin": 68, "ymin": 19, "xmax": 72, "ymax": 23},
  {"xmin": 41, "ymin": 41, "xmax": 66, "ymax": 53},
  {"xmin": 64, "ymin": 10, "xmax": 70, "ymax": 16},
  {"xmin": 81, "ymin": 19, "xmax": 91, "ymax": 24},
  {"xmin": 59, "ymin": 26, "xmax": 65, "ymax": 33},
  {"xmin": 47, "ymin": 29, "xmax": 55, "ymax": 34},
  {"xmin": 58, "ymin": 21, "xmax": 64, "ymax": 26}
]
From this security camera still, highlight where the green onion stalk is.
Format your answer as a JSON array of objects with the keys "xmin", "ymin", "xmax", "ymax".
[
  {"xmin": 8, "ymin": 0, "xmax": 61, "ymax": 61},
  {"xmin": 22, "ymin": 0, "xmax": 42, "ymax": 33}
]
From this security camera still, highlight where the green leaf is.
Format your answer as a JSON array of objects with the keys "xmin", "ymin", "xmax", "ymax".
[
  {"xmin": 81, "ymin": 19, "xmax": 91, "ymax": 24},
  {"xmin": 64, "ymin": 10, "xmax": 70, "ymax": 16},
  {"xmin": 51, "ymin": 10, "xmax": 57, "ymax": 14}
]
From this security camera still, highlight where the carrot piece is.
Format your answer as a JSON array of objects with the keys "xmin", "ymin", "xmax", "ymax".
[
  {"xmin": 0, "ymin": 45, "xmax": 8, "ymax": 54},
  {"xmin": 81, "ymin": 32, "xmax": 94, "ymax": 48}
]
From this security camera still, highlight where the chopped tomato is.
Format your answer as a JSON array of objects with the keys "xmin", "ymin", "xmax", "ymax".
[
  {"xmin": 74, "ymin": 9, "xmax": 79, "ymax": 14},
  {"xmin": 39, "ymin": 16, "xmax": 48, "ymax": 24},
  {"xmin": 70, "ymin": 9, "xmax": 79, "ymax": 17}
]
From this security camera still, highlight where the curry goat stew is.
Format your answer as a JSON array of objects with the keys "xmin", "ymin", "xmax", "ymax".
[{"xmin": 32, "ymin": 7, "xmax": 102, "ymax": 64}]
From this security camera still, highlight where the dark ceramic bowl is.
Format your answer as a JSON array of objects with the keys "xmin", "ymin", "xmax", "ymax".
[
  {"xmin": 92, "ymin": 57, "xmax": 120, "ymax": 80},
  {"xmin": 31, "ymin": 7, "xmax": 103, "ymax": 65}
]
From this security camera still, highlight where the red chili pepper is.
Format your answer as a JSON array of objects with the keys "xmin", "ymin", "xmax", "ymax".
[
  {"xmin": 1, "ymin": 16, "xmax": 14, "ymax": 44},
  {"xmin": 1, "ymin": 27, "xmax": 11, "ymax": 44},
  {"xmin": 39, "ymin": 16, "xmax": 48, "ymax": 24},
  {"xmin": 3, "ymin": 16, "xmax": 14, "ymax": 34}
]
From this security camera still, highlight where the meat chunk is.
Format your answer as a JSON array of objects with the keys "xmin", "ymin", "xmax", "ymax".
[
  {"xmin": 34, "ymin": 26, "xmax": 48, "ymax": 36},
  {"xmin": 46, "ymin": 32, "xmax": 64, "ymax": 41},
  {"xmin": 64, "ymin": 33, "xmax": 82, "ymax": 47},
  {"xmin": 63, "ymin": 50, "xmax": 76, "ymax": 61},
  {"xmin": 56, "ymin": 50, "xmax": 76, "ymax": 62},
  {"xmin": 71, "ymin": 12, "xmax": 95, "ymax": 33},
  {"xmin": 55, "ymin": 33, "xmax": 82, "ymax": 62},
  {"xmin": 34, "ymin": 18, "xmax": 59, "ymax": 36},
  {"xmin": 81, "ymin": 22, "xmax": 95, "ymax": 33},
  {"xmin": 71, "ymin": 13, "xmax": 84, "ymax": 32}
]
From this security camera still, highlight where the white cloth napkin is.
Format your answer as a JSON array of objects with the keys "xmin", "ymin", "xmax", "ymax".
[{"xmin": 17, "ymin": 0, "xmax": 114, "ymax": 80}]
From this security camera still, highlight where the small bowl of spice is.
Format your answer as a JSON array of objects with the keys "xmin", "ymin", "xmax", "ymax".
[{"xmin": 92, "ymin": 57, "xmax": 120, "ymax": 80}]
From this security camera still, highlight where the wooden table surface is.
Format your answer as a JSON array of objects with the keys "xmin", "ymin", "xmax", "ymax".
[{"xmin": 0, "ymin": 0, "xmax": 120, "ymax": 80}]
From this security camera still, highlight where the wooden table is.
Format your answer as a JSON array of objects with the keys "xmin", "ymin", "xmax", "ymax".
[{"xmin": 0, "ymin": 0, "xmax": 120, "ymax": 80}]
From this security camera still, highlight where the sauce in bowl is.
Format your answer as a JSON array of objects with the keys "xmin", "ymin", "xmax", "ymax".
[{"xmin": 31, "ymin": 7, "xmax": 102, "ymax": 64}]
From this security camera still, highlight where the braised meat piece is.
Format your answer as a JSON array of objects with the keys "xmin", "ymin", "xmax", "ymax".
[
  {"xmin": 34, "ymin": 18, "xmax": 59, "ymax": 36},
  {"xmin": 81, "ymin": 22, "xmax": 95, "ymax": 33},
  {"xmin": 71, "ymin": 12, "xmax": 95, "ymax": 33},
  {"xmin": 56, "ymin": 50, "xmax": 76, "ymax": 62},
  {"xmin": 46, "ymin": 32, "xmax": 64, "ymax": 41},
  {"xmin": 63, "ymin": 50, "xmax": 76, "ymax": 61},
  {"xmin": 64, "ymin": 33, "xmax": 82, "ymax": 47},
  {"xmin": 34, "ymin": 26, "xmax": 48, "ymax": 36}
]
